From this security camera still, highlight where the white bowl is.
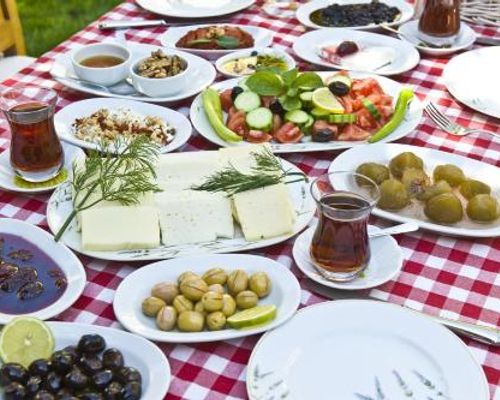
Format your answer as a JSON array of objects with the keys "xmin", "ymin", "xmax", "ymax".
[
  {"xmin": 71, "ymin": 43, "xmax": 131, "ymax": 86},
  {"xmin": 130, "ymin": 52, "xmax": 190, "ymax": 97}
]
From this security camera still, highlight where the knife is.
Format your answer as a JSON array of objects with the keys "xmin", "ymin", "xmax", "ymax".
[
  {"xmin": 98, "ymin": 18, "xmax": 231, "ymax": 30},
  {"xmin": 475, "ymin": 36, "xmax": 500, "ymax": 46},
  {"xmin": 305, "ymin": 279, "xmax": 500, "ymax": 347}
]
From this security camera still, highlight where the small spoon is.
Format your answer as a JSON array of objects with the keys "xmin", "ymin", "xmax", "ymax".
[
  {"xmin": 369, "ymin": 222, "xmax": 419, "ymax": 238},
  {"xmin": 379, "ymin": 24, "xmax": 444, "ymax": 48},
  {"xmin": 55, "ymin": 76, "xmax": 141, "ymax": 96}
]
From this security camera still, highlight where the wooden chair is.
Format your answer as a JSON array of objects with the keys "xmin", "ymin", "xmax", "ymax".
[{"xmin": 0, "ymin": 0, "xmax": 35, "ymax": 82}]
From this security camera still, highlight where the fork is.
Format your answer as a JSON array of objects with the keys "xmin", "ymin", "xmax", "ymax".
[{"xmin": 424, "ymin": 102, "xmax": 499, "ymax": 139}]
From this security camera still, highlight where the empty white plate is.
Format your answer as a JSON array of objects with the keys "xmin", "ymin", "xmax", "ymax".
[{"xmin": 136, "ymin": 0, "xmax": 255, "ymax": 18}]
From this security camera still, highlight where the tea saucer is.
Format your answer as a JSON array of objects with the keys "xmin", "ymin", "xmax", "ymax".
[
  {"xmin": 0, "ymin": 143, "xmax": 85, "ymax": 194},
  {"xmin": 292, "ymin": 225, "xmax": 404, "ymax": 290},
  {"xmin": 397, "ymin": 20, "xmax": 476, "ymax": 57}
]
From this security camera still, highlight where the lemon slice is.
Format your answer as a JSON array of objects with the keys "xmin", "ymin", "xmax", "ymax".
[
  {"xmin": 227, "ymin": 305, "xmax": 277, "ymax": 329},
  {"xmin": 312, "ymin": 87, "xmax": 345, "ymax": 114},
  {"xmin": 0, "ymin": 317, "xmax": 55, "ymax": 367}
]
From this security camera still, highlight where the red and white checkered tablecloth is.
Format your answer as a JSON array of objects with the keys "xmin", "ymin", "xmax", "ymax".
[{"xmin": 1, "ymin": 1, "xmax": 499, "ymax": 398}]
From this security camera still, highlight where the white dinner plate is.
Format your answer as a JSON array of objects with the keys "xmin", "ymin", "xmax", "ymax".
[
  {"xmin": 293, "ymin": 225, "xmax": 404, "ymax": 290},
  {"xmin": 136, "ymin": 0, "xmax": 255, "ymax": 18},
  {"xmin": 113, "ymin": 254, "xmax": 301, "ymax": 343},
  {"xmin": 443, "ymin": 46, "xmax": 500, "ymax": 119},
  {"xmin": 0, "ymin": 143, "xmax": 84, "ymax": 194},
  {"xmin": 160, "ymin": 24, "xmax": 274, "ymax": 59},
  {"xmin": 296, "ymin": 0, "xmax": 414, "ymax": 30},
  {"xmin": 329, "ymin": 143, "xmax": 500, "ymax": 237},
  {"xmin": 54, "ymin": 98, "xmax": 192, "ymax": 154},
  {"xmin": 190, "ymin": 71, "xmax": 423, "ymax": 153},
  {"xmin": 45, "ymin": 157, "xmax": 315, "ymax": 261},
  {"xmin": 50, "ymin": 42, "xmax": 216, "ymax": 103},
  {"xmin": 0, "ymin": 219, "xmax": 86, "ymax": 324},
  {"xmin": 247, "ymin": 300, "xmax": 489, "ymax": 399},
  {"xmin": 293, "ymin": 28, "xmax": 420, "ymax": 76},
  {"xmin": 398, "ymin": 20, "xmax": 477, "ymax": 57}
]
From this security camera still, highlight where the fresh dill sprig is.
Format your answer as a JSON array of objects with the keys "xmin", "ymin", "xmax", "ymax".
[
  {"xmin": 191, "ymin": 147, "xmax": 307, "ymax": 196},
  {"xmin": 54, "ymin": 136, "xmax": 161, "ymax": 241}
]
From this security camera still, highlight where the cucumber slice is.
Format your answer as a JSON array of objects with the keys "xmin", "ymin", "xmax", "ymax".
[
  {"xmin": 311, "ymin": 107, "xmax": 331, "ymax": 119},
  {"xmin": 302, "ymin": 115, "xmax": 315, "ymax": 135},
  {"xmin": 234, "ymin": 92, "xmax": 261, "ymax": 112},
  {"xmin": 246, "ymin": 107, "xmax": 273, "ymax": 132},
  {"xmin": 326, "ymin": 74, "xmax": 353, "ymax": 89},
  {"xmin": 362, "ymin": 99, "xmax": 381, "ymax": 120},
  {"xmin": 299, "ymin": 91, "xmax": 313, "ymax": 102},
  {"xmin": 285, "ymin": 110, "xmax": 309, "ymax": 125},
  {"xmin": 327, "ymin": 113, "xmax": 357, "ymax": 124}
]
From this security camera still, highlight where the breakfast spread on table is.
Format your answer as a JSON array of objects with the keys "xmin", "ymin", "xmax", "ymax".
[{"xmin": 0, "ymin": 0, "xmax": 499, "ymax": 398}]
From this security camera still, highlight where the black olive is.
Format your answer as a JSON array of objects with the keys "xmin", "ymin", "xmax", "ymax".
[
  {"xmin": 29, "ymin": 359, "xmax": 52, "ymax": 378},
  {"xmin": 92, "ymin": 369, "xmax": 114, "ymax": 389},
  {"xmin": 79, "ymin": 354, "xmax": 103, "ymax": 375},
  {"xmin": 56, "ymin": 387, "xmax": 74, "ymax": 397},
  {"xmin": 51, "ymin": 350, "xmax": 73, "ymax": 374},
  {"xmin": 269, "ymin": 99, "xmax": 285, "ymax": 116},
  {"xmin": 63, "ymin": 345, "xmax": 80, "ymax": 360},
  {"xmin": 64, "ymin": 367, "xmax": 89, "ymax": 390},
  {"xmin": 336, "ymin": 41, "xmax": 359, "ymax": 57},
  {"xmin": 25, "ymin": 375, "xmax": 43, "ymax": 396},
  {"xmin": 44, "ymin": 371, "xmax": 63, "ymax": 393},
  {"xmin": 34, "ymin": 390, "xmax": 56, "ymax": 400},
  {"xmin": 328, "ymin": 81, "xmax": 350, "ymax": 97},
  {"xmin": 230, "ymin": 86, "xmax": 244, "ymax": 103},
  {"xmin": 79, "ymin": 393, "xmax": 105, "ymax": 400},
  {"xmin": 58, "ymin": 396, "xmax": 78, "ymax": 400},
  {"xmin": 0, "ymin": 363, "xmax": 28, "ymax": 385},
  {"xmin": 250, "ymin": 50, "xmax": 258, "ymax": 56},
  {"xmin": 78, "ymin": 334, "xmax": 106, "ymax": 354},
  {"xmin": 104, "ymin": 381, "xmax": 124, "ymax": 400},
  {"xmin": 116, "ymin": 366, "xmax": 142, "ymax": 385},
  {"xmin": 122, "ymin": 381, "xmax": 142, "ymax": 400},
  {"xmin": 3, "ymin": 382, "xmax": 26, "ymax": 400},
  {"xmin": 102, "ymin": 348, "xmax": 124, "ymax": 371},
  {"xmin": 312, "ymin": 129, "xmax": 334, "ymax": 143}
]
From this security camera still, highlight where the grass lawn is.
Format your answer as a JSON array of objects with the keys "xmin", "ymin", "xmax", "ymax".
[{"xmin": 17, "ymin": 0, "xmax": 123, "ymax": 57}]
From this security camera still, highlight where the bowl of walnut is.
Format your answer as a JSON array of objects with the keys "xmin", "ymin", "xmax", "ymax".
[{"xmin": 130, "ymin": 49, "xmax": 190, "ymax": 97}]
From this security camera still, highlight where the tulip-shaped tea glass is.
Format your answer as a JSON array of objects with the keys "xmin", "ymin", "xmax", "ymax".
[
  {"xmin": 0, "ymin": 86, "xmax": 63, "ymax": 182},
  {"xmin": 310, "ymin": 172, "xmax": 380, "ymax": 282}
]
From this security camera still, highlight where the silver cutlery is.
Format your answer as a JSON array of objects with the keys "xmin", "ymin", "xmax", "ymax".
[
  {"xmin": 305, "ymin": 280, "xmax": 500, "ymax": 347},
  {"xmin": 99, "ymin": 18, "xmax": 231, "ymax": 30},
  {"xmin": 368, "ymin": 222, "xmax": 419, "ymax": 238},
  {"xmin": 379, "ymin": 24, "xmax": 441, "ymax": 48},
  {"xmin": 424, "ymin": 102, "xmax": 499, "ymax": 138},
  {"xmin": 55, "ymin": 76, "xmax": 141, "ymax": 96},
  {"xmin": 475, "ymin": 36, "xmax": 500, "ymax": 46}
]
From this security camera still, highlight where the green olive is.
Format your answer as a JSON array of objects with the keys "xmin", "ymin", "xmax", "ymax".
[
  {"xmin": 207, "ymin": 283, "xmax": 225, "ymax": 295},
  {"xmin": 156, "ymin": 306, "xmax": 177, "ymax": 331},
  {"xmin": 194, "ymin": 301, "xmax": 205, "ymax": 315},
  {"xmin": 416, "ymin": 180, "xmax": 452, "ymax": 202},
  {"xmin": 355, "ymin": 163, "xmax": 390, "ymax": 185},
  {"xmin": 177, "ymin": 311, "xmax": 205, "ymax": 332},
  {"xmin": 206, "ymin": 311, "xmax": 226, "ymax": 331},
  {"xmin": 202, "ymin": 268, "xmax": 228, "ymax": 285},
  {"xmin": 177, "ymin": 271, "xmax": 199, "ymax": 285},
  {"xmin": 151, "ymin": 281, "xmax": 179, "ymax": 304},
  {"xmin": 401, "ymin": 168, "xmax": 430, "ymax": 197},
  {"xmin": 142, "ymin": 297, "xmax": 166, "ymax": 317},
  {"xmin": 466, "ymin": 194, "xmax": 499, "ymax": 222},
  {"xmin": 248, "ymin": 272, "xmax": 272, "ymax": 298},
  {"xmin": 221, "ymin": 294, "xmax": 237, "ymax": 317},
  {"xmin": 180, "ymin": 278, "xmax": 208, "ymax": 301},
  {"xmin": 459, "ymin": 179, "xmax": 491, "ymax": 200},
  {"xmin": 377, "ymin": 179, "xmax": 410, "ymax": 210},
  {"xmin": 236, "ymin": 290, "xmax": 259, "ymax": 309},
  {"xmin": 172, "ymin": 295, "xmax": 194, "ymax": 314},
  {"xmin": 433, "ymin": 164, "xmax": 465, "ymax": 187},
  {"xmin": 227, "ymin": 269, "xmax": 249, "ymax": 295},
  {"xmin": 389, "ymin": 152, "xmax": 424, "ymax": 178},
  {"xmin": 201, "ymin": 291, "xmax": 223, "ymax": 312},
  {"xmin": 424, "ymin": 193, "xmax": 463, "ymax": 224}
]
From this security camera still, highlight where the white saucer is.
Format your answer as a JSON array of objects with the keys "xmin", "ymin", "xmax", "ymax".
[
  {"xmin": 293, "ymin": 225, "xmax": 404, "ymax": 290},
  {"xmin": 398, "ymin": 20, "xmax": 476, "ymax": 56},
  {"xmin": 0, "ymin": 143, "xmax": 85, "ymax": 194}
]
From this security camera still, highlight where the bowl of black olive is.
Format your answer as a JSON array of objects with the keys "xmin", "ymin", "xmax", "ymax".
[{"xmin": 0, "ymin": 323, "xmax": 170, "ymax": 400}]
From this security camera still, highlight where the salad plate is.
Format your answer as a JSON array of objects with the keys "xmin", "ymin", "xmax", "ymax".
[
  {"xmin": 190, "ymin": 71, "xmax": 422, "ymax": 153},
  {"xmin": 247, "ymin": 300, "xmax": 489, "ymax": 399},
  {"xmin": 50, "ymin": 42, "xmax": 216, "ymax": 103},
  {"xmin": 293, "ymin": 28, "xmax": 420, "ymax": 76},
  {"xmin": 54, "ymin": 98, "xmax": 192, "ymax": 154},
  {"xmin": 329, "ymin": 143, "xmax": 500, "ymax": 237},
  {"xmin": 0, "ymin": 143, "xmax": 84, "ymax": 194},
  {"xmin": 443, "ymin": 46, "xmax": 500, "ymax": 119},
  {"xmin": 136, "ymin": 0, "xmax": 255, "ymax": 18},
  {"xmin": 113, "ymin": 254, "xmax": 301, "ymax": 343},
  {"xmin": 0, "ymin": 219, "xmax": 86, "ymax": 324}
]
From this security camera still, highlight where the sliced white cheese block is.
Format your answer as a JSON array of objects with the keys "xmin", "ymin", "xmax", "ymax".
[
  {"xmin": 218, "ymin": 143, "xmax": 273, "ymax": 174},
  {"xmin": 341, "ymin": 46, "xmax": 395, "ymax": 71},
  {"xmin": 156, "ymin": 151, "xmax": 219, "ymax": 185},
  {"xmin": 232, "ymin": 183, "xmax": 295, "ymax": 241},
  {"xmin": 81, "ymin": 206, "xmax": 160, "ymax": 251}
]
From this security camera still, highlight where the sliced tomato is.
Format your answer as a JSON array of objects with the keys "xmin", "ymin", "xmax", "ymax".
[
  {"xmin": 226, "ymin": 107, "xmax": 248, "ymax": 137},
  {"xmin": 274, "ymin": 122, "xmax": 303, "ymax": 143},
  {"xmin": 246, "ymin": 130, "xmax": 272, "ymax": 143},
  {"xmin": 220, "ymin": 89, "xmax": 233, "ymax": 112},
  {"xmin": 338, "ymin": 124, "xmax": 371, "ymax": 141}
]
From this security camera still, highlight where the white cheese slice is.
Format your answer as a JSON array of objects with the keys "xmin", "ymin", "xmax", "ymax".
[
  {"xmin": 81, "ymin": 206, "xmax": 160, "ymax": 251},
  {"xmin": 232, "ymin": 183, "xmax": 295, "ymax": 241},
  {"xmin": 218, "ymin": 144, "xmax": 272, "ymax": 174},
  {"xmin": 156, "ymin": 151, "xmax": 219, "ymax": 185}
]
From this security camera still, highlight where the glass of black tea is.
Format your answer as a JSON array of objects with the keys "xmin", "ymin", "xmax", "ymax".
[
  {"xmin": 310, "ymin": 172, "xmax": 380, "ymax": 282},
  {"xmin": 0, "ymin": 86, "xmax": 63, "ymax": 182}
]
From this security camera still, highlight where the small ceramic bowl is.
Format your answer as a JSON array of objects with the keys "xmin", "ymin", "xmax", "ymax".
[
  {"xmin": 71, "ymin": 43, "xmax": 131, "ymax": 86},
  {"xmin": 130, "ymin": 52, "xmax": 190, "ymax": 97}
]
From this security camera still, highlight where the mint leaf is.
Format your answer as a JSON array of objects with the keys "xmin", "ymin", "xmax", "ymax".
[
  {"xmin": 293, "ymin": 72, "xmax": 324, "ymax": 90},
  {"xmin": 246, "ymin": 71, "xmax": 284, "ymax": 96},
  {"xmin": 281, "ymin": 68, "xmax": 298, "ymax": 87},
  {"xmin": 216, "ymin": 35, "xmax": 240, "ymax": 49}
]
